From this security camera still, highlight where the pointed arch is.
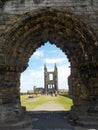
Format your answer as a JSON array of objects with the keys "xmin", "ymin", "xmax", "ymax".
[
  {"xmin": 0, "ymin": 8, "xmax": 98, "ymax": 124},
  {"xmin": 4, "ymin": 8, "xmax": 97, "ymax": 72}
]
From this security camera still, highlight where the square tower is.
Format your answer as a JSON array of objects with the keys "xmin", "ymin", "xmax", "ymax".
[{"xmin": 44, "ymin": 64, "xmax": 58, "ymax": 94}]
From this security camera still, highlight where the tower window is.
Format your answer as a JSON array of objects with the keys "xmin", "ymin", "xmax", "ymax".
[{"xmin": 49, "ymin": 74, "xmax": 53, "ymax": 80}]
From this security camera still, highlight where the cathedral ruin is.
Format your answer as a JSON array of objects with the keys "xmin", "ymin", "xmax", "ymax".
[{"xmin": 44, "ymin": 64, "xmax": 58, "ymax": 94}]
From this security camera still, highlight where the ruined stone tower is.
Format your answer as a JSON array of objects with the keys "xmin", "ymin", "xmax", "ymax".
[{"xmin": 44, "ymin": 64, "xmax": 58, "ymax": 94}]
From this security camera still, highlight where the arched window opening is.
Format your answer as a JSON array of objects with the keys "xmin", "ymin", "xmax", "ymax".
[
  {"xmin": 20, "ymin": 41, "xmax": 70, "ymax": 93},
  {"xmin": 20, "ymin": 41, "xmax": 72, "ymax": 111}
]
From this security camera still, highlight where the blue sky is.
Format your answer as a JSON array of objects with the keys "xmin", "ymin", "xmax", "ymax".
[{"xmin": 20, "ymin": 41, "xmax": 70, "ymax": 92}]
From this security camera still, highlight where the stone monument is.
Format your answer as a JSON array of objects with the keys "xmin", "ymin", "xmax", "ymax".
[{"xmin": 44, "ymin": 64, "xmax": 58, "ymax": 94}]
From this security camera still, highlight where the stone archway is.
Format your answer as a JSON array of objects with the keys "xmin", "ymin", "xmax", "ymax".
[{"xmin": 0, "ymin": 8, "xmax": 98, "ymax": 125}]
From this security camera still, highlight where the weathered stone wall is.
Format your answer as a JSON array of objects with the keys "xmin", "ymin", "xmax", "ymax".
[
  {"xmin": 0, "ymin": 0, "xmax": 98, "ymax": 126},
  {"xmin": 0, "ymin": 0, "xmax": 98, "ymax": 40}
]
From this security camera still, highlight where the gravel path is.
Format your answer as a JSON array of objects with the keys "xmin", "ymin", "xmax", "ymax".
[{"xmin": 32, "ymin": 100, "xmax": 66, "ymax": 111}]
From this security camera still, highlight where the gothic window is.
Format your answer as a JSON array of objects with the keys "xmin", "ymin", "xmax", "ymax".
[{"xmin": 49, "ymin": 74, "xmax": 53, "ymax": 80}]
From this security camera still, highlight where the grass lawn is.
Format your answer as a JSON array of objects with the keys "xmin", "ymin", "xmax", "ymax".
[
  {"xmin": 56, "ymin": 94, "xmax": 73, "ymax": 110},
  {"xmin": 21, "ymin": 95, "xmax": 48, "ymax": 110},
  {"xmin": 20, "ymin": 94, "xmax": 73, "ymax": 110}
]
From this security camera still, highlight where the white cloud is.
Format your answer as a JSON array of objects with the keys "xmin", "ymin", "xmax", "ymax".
[
  {"xmin": 58, "ymin": 65, "xmax": 70, "ymax": 89},
  {"xmin": 20, "ymin": 69, "xmax": 44, "ymax": 92},
  {"xmin": 33, "ymin": 50, "xmax": 44, "ymax": 58},
  {"xmin": 45, "ymin": 58, "xmax": 66, "ymax": 64}
]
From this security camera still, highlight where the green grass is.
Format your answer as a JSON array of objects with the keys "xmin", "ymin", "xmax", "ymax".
[
  {"xmin": 21, "ymin": 95, "xmax": 48, "ymax": 110},
  {"xmin": 20, "ymin": 94, "xmax": 29, "ymax": 102},
  {"xmin": 56, "ymin": 94, "xmax": 73, "ymax": 110},
  {"xmin": 20, "ymin": 94, "xmax": 73, "ymax": 110}
]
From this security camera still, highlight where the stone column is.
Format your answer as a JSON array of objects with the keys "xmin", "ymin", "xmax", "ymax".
[
  {"xmin": 85, "ymin": 67, "xmax": 98, "ymax": 116},
  {"xmin": 70, "ymin": 62, "xmax": 82, "ymax": 121},
  {"xmin": 79, "ymin": 66, "xmax": 98, "ymax": 111},
  {"xmin": 0, "ymin": 67, "xmax": 25, "ymax": 123},
  {"xmin": 75, "ymin": 65, "xmax": 98, "ymax": 126}
]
